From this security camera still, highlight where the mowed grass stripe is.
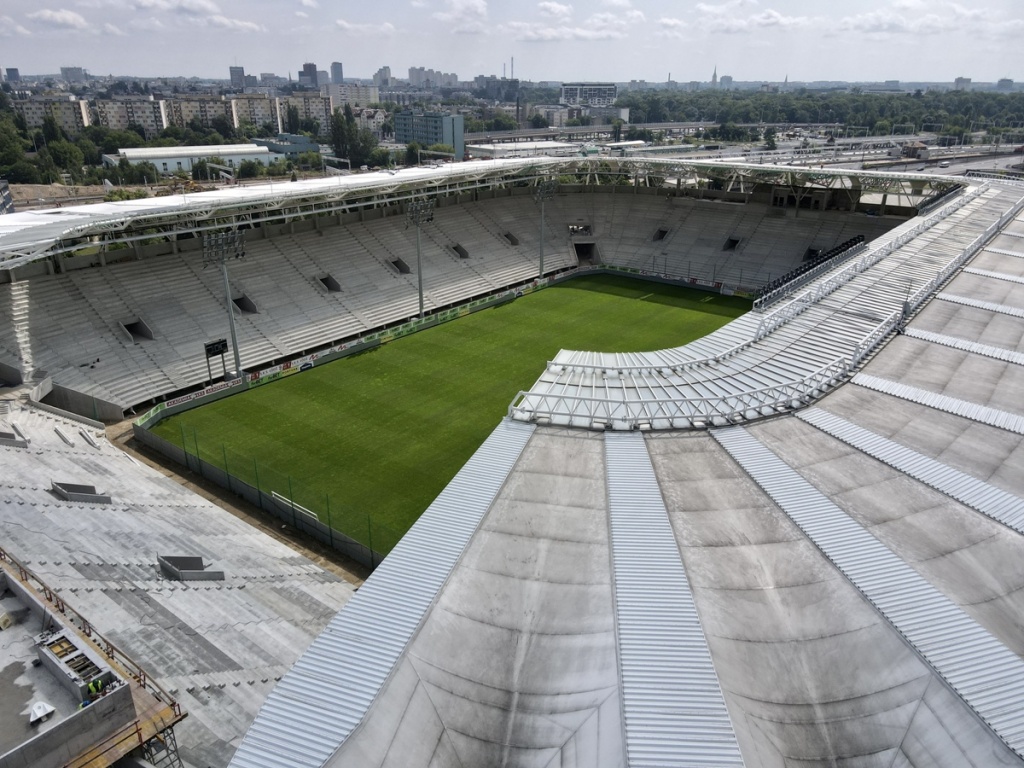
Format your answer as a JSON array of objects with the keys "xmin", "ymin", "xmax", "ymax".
[{"xmin": 153, "ymin": 275, "xmax": 748, "ymax": 552}]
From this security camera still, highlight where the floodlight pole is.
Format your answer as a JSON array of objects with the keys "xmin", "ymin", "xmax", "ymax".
[
  {"xmin": 407, "ymin": 198, "xmax": 435, "ymax": 319},
  {"xmin": 203, "ymin": 230, "xmax": 245, "ymax": 379},
  {"xmin": 534, "ymin": 179, "xmax": 557, "ymax": 280}
]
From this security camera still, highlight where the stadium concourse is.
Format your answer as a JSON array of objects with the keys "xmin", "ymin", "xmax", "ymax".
[{"xmin": 1, "ymin": 159, "xmax": 1023, "ymax": 767}]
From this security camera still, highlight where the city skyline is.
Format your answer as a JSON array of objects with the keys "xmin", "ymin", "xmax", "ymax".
[{"xmin": 1, "ymin": 0, "xmax": 1022, "ymax": 84}]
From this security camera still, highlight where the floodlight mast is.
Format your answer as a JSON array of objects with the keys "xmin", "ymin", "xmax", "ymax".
[
  {"xmin": 203, "ymin": 231, "xmax": 245, "ymax": 379},
  {"xmin": 407, "ymin": 198, "xmax": 435, "ymax": 319},
  {"xmin": 534, "ymin": 179, "xmax": 557, "ymax": 280}
]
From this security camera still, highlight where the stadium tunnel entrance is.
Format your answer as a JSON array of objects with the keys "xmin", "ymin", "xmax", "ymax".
[{"xmin": 573, "ymin": 242, "xmax": 599, "ymax": 265}]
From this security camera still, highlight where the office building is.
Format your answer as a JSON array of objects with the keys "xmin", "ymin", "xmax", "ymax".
[
  {"xmin": 331, "ymin": 62, "xmax": 344, "ymax": 85},
  {"xmin": 373, "ymin": 66, "xmax": 392, "ymax": 88},
  {"xmin": 277, "ymin": 95, "xmax": 333, "ymax": 137},
  {"xmin": 12, "ymin": 96, "xmax": 92, "ymax": 138},
  {"xmin": 164, "ymin": 95, "xmax": 234, "ymax": 131},
  {"xmin": 230, "ymin": 94, "xmax": 280, "ymax": 133},
  {"xmin": 300, "ymin": 62, "xmax": 319, "ymax": 87},
  {"xmin": 322, "ymin": 83, "xmax": 380, "ymax": 107},
  {"xmin": 60, "ymin": 66, "xmax": 87, "ymax": 83},
  {"xmin": 4, "ymin": 68, "xmax": 20, "ymax": 83},
  {"xmin": 560, "ymin": 82, "xmax": 618, "ymax": 106},
  {"xmin": 409, "ymin": 66, "xmax": 458, "ymax": 88},
  {"xmin": 229, "ymin": 66, "xmax": 246, "ymax": 89},
  {"xmin": 394, "ymin": 111, "xmax": 464, "ymax": 159},
  {"xmin": 94, "ymin": 97, "xmax": 169, "ymax": 138}
]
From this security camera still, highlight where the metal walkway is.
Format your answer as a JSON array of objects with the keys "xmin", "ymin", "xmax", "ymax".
[
  {"xmin": 604, "ymin": 432, "xmax": 743, "ymax": 767},
  {"xmin": 712, "ymin": 424, "xmax": 1024, "ymax": 759},
  {"xmin": 510, "ymin": 184, "xmax": 1024, "ymax": 430}
]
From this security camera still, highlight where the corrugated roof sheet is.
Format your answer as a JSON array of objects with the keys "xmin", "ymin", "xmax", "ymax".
[
  {"xmin": 712, "ymin": 425, "xmax": 1024, "ymax": 758},
  {"xmin": 852, "ymin": 373, "xmax": 1024, "ymax": 435},
  {"xmin": 984, "ymin": 247, "xmax": 1024, "ymax": 258},
  {"xmin": 937, "ymin": 293, "xmax": 1024, "ymax": 319},
  {"xmin": 604, "ymin": 432, "xmax": 743, "ymax": 767},
  {"xmin": 227, "ymin": 418, "xmax": 536, "ymax": 768},
  {"xmin": 963, "ymin": 266, "xmax": 1024, "ymax": 285},
  {"xmin": 903, "ymin": 328, "xmax": 1024, "ymax": 367},
  {"xmin": 797, "ymin": 407, "xmax": 1024, "ymax": 531}
]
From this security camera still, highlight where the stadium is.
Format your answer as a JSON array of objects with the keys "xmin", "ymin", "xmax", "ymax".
[{"xmin": 1, "ymin": 156, "xmax": 1024, "ymax": 768}]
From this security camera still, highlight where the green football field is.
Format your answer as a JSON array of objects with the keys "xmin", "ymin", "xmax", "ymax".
[{"xmin": 152, "ymin": 274, "xmax": 748, "ymax": 553}]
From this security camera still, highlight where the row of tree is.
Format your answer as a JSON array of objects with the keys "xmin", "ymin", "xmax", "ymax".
[{"xmin": 614, "ymin": 89, "xmax": 1024, "ymax": 144}]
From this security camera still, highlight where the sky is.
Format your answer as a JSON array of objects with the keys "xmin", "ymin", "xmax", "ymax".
[{"xmin": 0, "ymin": 0, "xmax": 1021, "ymax": 84}]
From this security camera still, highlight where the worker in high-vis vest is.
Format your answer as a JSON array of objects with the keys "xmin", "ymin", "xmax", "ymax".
[{"xmin": 87, "ymin": 678, "xmax": 104, "ymax": 696}]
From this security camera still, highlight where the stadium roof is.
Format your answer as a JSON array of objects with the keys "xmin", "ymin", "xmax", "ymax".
[
  {"xmin": 115, "ymin": 144, "xmax": 273, "ymax": 160},
  {"xmin": 228, "ymin": 179, "xmax": 1024, "ymax": 767},
  {"xmin": 0, "ymin": 158, "xmax": 958, "ymax": 271}
]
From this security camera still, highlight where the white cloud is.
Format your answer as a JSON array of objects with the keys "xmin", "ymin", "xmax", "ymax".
[
  {"xmin": 336, "ymin": 18, "xmax": 396, "ymax": 34},
  {"xmin": 538, "ymin": 1, "xmax": 571, "ymax": 20},
  {"xmin": 504, "ymin": 4, "xmax": 644, "ymax": 42},
  {"xmin": 295, "ymin": 10, "xmax": 308, "ymax": 17},
  {"xmin": 502, "ymin": 21, "xmax": 621, "ymax": 40},
  {"xmin": 601, "ymin": 0, "xmax": 631, "ymax": 7},
  {"xmin": 26, "ymin": 8, "xmax": 91, "ymax": 29},
  {"xmin": 837, "ymin": 9, "xmax": 954, "ymax": 35},
  {"xmin": 694, "ymin": 3, "xmax": 808, "ymax": 33},
  {"xmin": 207, "ymin": 15, "xmax": 264, "ymax": 31},
  {"xmin": 129, "ymin": 16, "xmax": 164, "ymax": 29},
  {"xmin": 103, "ymin": 21, "xmax": 127, "ymax": 34},
  {"xmin": 300, "ymin": 0, "xmax": 319, "ymax": 6},
  {"xmin": 0, "ymin": 15, "xmax": 32, "ymax": 35},
  {"xmin": 433, "ymin": 0, "xmax": 487, "ymax": 34},
  {"xmin": 135, "ymin": 0, "xmax": 220, "ymax": 15},
  {"xmin": 656, "ymin": 16, "xmax": 687, "ymax": 39}
]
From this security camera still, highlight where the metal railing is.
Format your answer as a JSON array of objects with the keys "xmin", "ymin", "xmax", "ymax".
[
  {"xmin": 0, "ymin": 546, "xmax": 182, "ymax": 718},
  {"xmin": 508, "ymin": 356, "xmax": 851, "ymax": 430}
]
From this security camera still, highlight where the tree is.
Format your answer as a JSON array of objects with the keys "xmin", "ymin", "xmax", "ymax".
[
  {"xmin": 47, "ymin": 140, "xmax": 85, "ymax": 175},
  {"xmin": 424, "ymin": 143, "xmax": 455, "ymax": 157},
  {"xmin": 237, "ymin": 159, "xmax": 265, "ymax": 178},
  {"xmin": 367, "ymin": 147, "xmax": 394, "ymax": 168},
  {"xmin": 405, "ymin": 141, "xmax": 421, "ymax": 166},
  {"xmin": 41, "ymin": 115, "xmax": 64, "ymax": 144},
  {"xmin": 4, "ymin": 160, "xmax": 41, "ymax": 184},
  {"xmin": 330, "ymin": 107, "xmax": 352, "ymax": 160},
  {"xmin": 286, "ymin": 105, "xmax": 300, "ymax": 134},
  {"xmin": 75, "ymin": 137, "xmax": 101, "ymax": 166},
  {"xmin": 763, "ymin": 126, "xmax": 777, "ymax": 150},
  {"xmin": 209, "ymin": 115, "xmax": 236, "ymax": 140},
  {"xmin": 529, "ymin": 114, "xmax": 549, "ymax": 129},
  {"xmin": 611, "ymin": 119, "xmax": 623, "ymax": 142},
  {"xmin": 0, "ymin": 118, "xmax": 27, "ymax": 167},
  {"xmin": 350, "ymin": 128, "xmax": 379, "ymax": 167},
  {"xmin": 298, "ymin": 117, "xmax": 320, "ymax": 137}
]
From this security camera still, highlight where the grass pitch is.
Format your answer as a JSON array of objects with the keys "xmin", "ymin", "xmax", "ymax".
[{"xmin": 152, "ymin": 275, "xmax": 748, "ymax": 553}]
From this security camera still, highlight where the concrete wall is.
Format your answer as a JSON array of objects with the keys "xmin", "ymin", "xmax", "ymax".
[
  {"xmin": 41, "ymin": 382, "xmax": 123, "ymax": 423},
  {"xmin": 0, "ymin": 683, "xmax": 134, "ymax": 768}
]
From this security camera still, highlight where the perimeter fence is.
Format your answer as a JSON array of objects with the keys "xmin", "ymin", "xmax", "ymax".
[{"xmin": 134, "ymin": 423, "xmax": 397, "ymax": 569}]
